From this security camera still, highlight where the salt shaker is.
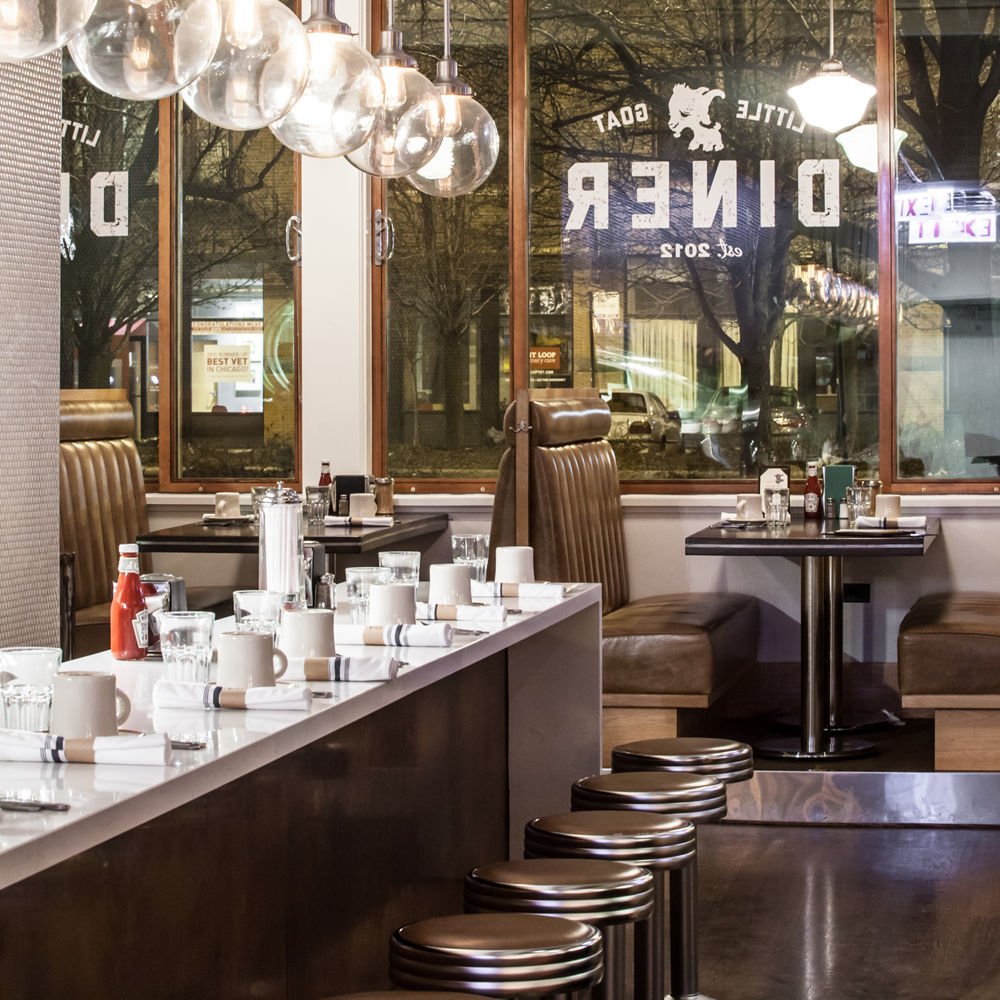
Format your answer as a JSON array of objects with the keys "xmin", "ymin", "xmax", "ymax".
[
  {"xmin": 257, "ymin": 481, "xmax": 305, "ymax": 606},
  {"xmin": 825, "ymin": 497, "xmax": 837, "ymax": 521}
]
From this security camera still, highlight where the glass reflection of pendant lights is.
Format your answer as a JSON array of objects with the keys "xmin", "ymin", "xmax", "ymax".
[
  {"xmin": 788, "ymin": 0, "xmax": 875, "ymax": 133},
  {"xmin": 407, "ymin": 0, "xmax": 498, "ymax": 197},
  {"xmin": 836, "ymin": 122, "xmax": 906, "ymax": 172},
  {"xmin": 67, "ymin": 0, "xmax": 222, "ymax": 101},
  {"xmin": 344, "ymin": 0, "xmax": 443, "ymax": 178},
  {"xmin": 0, "ymin": 0, "xmax": 96, "ymax": 61}
]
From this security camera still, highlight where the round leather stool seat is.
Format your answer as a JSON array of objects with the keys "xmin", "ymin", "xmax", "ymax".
[
  {"xmin": 389, "ymin": 912, "xmax": 603, "ymax": 996},
  {"xmin": 572, "ymin": 772, "xmax": 727, "ymax": 823},
  {"xmin": 611, "ymin": 737, "xmax": 754, "ymax": 784}
]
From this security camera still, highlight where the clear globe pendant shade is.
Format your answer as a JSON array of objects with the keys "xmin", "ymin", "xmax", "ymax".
[
  {"xmin": 408, "ymin": 89, "xmax": 498, "ymax": 197},
  {"xmin": 344, "ymin": 29, "xmax": 443, "ymax": 177},
  {"xmin": 181, "ymin": 0, "xmax": 309, "ymax": 131},
  {"xmin": 788, "ymin": 59, "xmax": 875, "ymax": 133},
  {"xmin": 67, "ymin": 0, "xmax": 222, "ymax": 101},
  {"xmin": 0, "ymin": 0, "xmax": 97, "ymax": 61},
  {"xmin": 269, "ymin": 22, "xmax": 384, "ymax": 157}
]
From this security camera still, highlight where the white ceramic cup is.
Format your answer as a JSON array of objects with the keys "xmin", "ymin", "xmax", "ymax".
[
  {"xmin": 428, "ymin": 563, "xmax": 473, "ymax": 606},
  {"xmin": 736, "ymin": 493, "xmax": 763, "ymax": 519},
  {"xmin": 50, "ymin": 671, "xmax": 130, "ymax": 738},
  {"xmin": 875, "ymin": 493, "xmax": 902, "ymax": 518},
  {"xmin": 349, "ymin": 492, "xmax": 377, "ymax": 519},
  {"xmin": 494, "ymin": 546, "xmax": 535, "ymax": 584},
  {"xmin": 214, "ymin": 491, "xmax": 241, "ymax": 517},
  {"xmin": 278, "ymin": 608, "xmax": 336, "ymax": 658},
  {"xmin": 215, "ymin": 631, "xmax": 288, "ymax": 688},
  {"xmin": 367, "ymin": 582, "xmax": 417, "ymax": 625}
]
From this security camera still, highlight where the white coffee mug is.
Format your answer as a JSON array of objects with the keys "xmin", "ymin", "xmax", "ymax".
[
  {"xmin": 215, "ymin": 631, "xmax": 288, "ymax": 688},
  {"xmin": 215, "ymin": 491, "xmax": 241, "ymax": 517},
  {"xmin": 875, "ymin": 493, "xmax": 902, "ymax": 518},
  {"xmin": 349, "ymin": 492, "xmax": 377, "ymax": 519},
  {"xmin": 494, "ymin": 546, "xmax": 535, "ymax": 584},
  {"xmin": 428, "ymin": 563, "xmax": 473, "ymax": 606},
  {"xmin": 50, "ymin": 671, "xmax": 131, "ymax": 738},
  {"xmin": 736, "ymin": 493, "xmax": 763, "ymax": 519},
  {"xmin": 278, "ymin": 608, "xmax": 336, "ymax": 658},
  {"xmin": 367, "ymin": 582, "xmax": 417, "ymax": 625}
]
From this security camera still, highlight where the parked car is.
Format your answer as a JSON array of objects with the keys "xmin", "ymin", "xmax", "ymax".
[
  {"xmin": 606, "ymin": 390, "xmax": 681, "ymax": 449},
  {"xmin": 700, "ymin": 385, "xmax": 814, "ymax": 463}
]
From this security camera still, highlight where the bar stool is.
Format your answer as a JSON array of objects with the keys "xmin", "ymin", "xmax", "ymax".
[
  {"xmin": 389, "ymin": 911, "xmax": 604, "ymax": 998},
  {"xmin": 524, "ymin": 810, "xmax": 695, "ymax": 1000},
  {"xmin": 610, "ymin": 737, "xmax": 754, "ymax": 784},
  {"xmin": 325, "ymin": 993, "xmax": 486, "ymax": 1000},
  {"xmin": 465, "ymin": 858, "xmax": 654, "ymax": 1000},
  {"xmin": 571, "ymin": 772, "xmax": 729, "ymax": 1000}
]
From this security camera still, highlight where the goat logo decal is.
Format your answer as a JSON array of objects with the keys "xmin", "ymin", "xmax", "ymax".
[{"xmin": 668, "ymin": 84, "xmax": 725, "ymax": 152}]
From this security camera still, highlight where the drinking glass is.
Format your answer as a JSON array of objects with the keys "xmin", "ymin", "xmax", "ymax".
[
  {"xmin": 451, "ymin": 533, "xmax": 489, "ymax": 583},
  {"xmin": 345, "ymin": 566, "xmax": 391, "ymax": 625},
  {"xmin": 845, "ymin": 485, "xmax": 874, "ymax": 527},
  {"xmin": 156, "ymin": 611, "xmax": 215, "ymax": 683},
  {"xmin": 0, "ymin": 646, "xmax": 61, "ymax": 731},
  {"xmin": 378, "ymin": 550, "xmax": 420, "ymax": 586},
  {"xmin": 763, "ymin": 486, "xmax": 790, "ymax": 525},
  {"xmin": 304, "ymin": 485, "xmax": 331, "ymax": 523},
  {"xmin": 233, "ymin": 590, "xmax": 285, "ymax": 636},
  {"xmin": 250, "ymin": 486, "xmax": 271, "ymax": 525}
]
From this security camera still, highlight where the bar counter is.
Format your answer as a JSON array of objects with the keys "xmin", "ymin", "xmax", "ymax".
[{"xmin": 0, "ymin": 586, "xmax": 602, "ymax": 999}]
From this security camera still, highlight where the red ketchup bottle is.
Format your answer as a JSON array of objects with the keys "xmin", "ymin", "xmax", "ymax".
[
  {"xmin": 803, "ymin": 461, "xmax": 822, "ymax": 520},
  {"xmin": 110, "ymin": 543, "xmax": 148, "ymax": 660},
  {"xmin": 318, "ymin": 461, "xmax": 332, "ymax": 487}
]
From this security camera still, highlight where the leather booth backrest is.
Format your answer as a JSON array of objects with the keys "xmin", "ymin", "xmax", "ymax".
[
  {"xmin": 490, "ymin": 395, "xmax": 629, "ymax": 613},
  {"xmin": 59, "ymin": 399, "xmax": 149, "ymax": 610}
]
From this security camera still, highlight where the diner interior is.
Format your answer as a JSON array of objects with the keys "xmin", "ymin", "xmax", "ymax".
[{"xmin": 3, "ymin": 0, "xmax": 1000, "ymax": 994}]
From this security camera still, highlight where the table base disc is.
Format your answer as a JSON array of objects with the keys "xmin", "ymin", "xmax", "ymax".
[
  {"xmin": 773, "ymin": 709, "xmax": 905, "ymax": 735},
  {"xmin": 754, "ymin": 736, "xmax": 876, "ymax": 761}
]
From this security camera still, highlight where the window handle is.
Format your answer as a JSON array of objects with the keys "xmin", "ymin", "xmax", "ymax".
[
  {"xmin": 374, "ymin": 208, "xmax": 395, "ymax": 265},
  {"xmin": 285, "ymin": 214, "xmax": 302, "ymax": 266}
]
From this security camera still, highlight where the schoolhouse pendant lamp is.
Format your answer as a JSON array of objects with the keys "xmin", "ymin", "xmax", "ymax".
[{"xmin": 788, "ymin": 0, "xmax": 875, "ymax": 133}]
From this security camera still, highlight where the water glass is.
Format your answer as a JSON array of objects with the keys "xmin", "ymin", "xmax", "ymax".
[
  {"xmin": 304, "ymin": 485, "xmax": 331, "ymax": 523},
  {"xmin": 345, "ymin": 566, "xmax": 391, "ymax": 625},
  {"xmin": 233, "ymin": 590, "xmax": 284, "ymax": 636},
  {"xmin": 451, "ymin": 533, "xmax": 489, "ymax": 583},
  {"xmin": 845, "ymin": 485, "xmax": 874, "ymax": 527},
  {"xmin": 378, "ymin": 550, "xmax": 420, "ymax": 586},
  {"xmin": 763, "ymin": 486, "xmax": 790, "ymax": 525},
  {"xmin": 250, "ymin": 486, "xmax": 271, "ymax": 525},
  {"xmin": 0, "ymin": 646, "xmax": 60, "ymax": 731},
  {"xmin": 156, "ymin": 611, "xmax": 215, "ymax": 683}
]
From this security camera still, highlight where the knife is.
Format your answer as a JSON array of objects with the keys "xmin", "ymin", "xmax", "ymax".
[{"xmin": 0, "ymin": 798, "xmax": 70, "ymax": 812}]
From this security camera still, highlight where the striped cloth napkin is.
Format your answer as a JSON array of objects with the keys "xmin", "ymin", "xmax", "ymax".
[
  {"xmin": 471, "ymin": 581, "xmax": 565, "ymax": 599},
  {"xmin": 416, "ymin": 602, "xmax": 507, "ymax": 622},
  {"xmin": 855, "ymin": 515, "xmax": 927, "ymax": 529},
  {"xmin": 335, "ymin": 623, "xmax": 453, "ymax": 647},
  {"xmin": 0, "ymin": 729, "xmax": 169, "ymax": 765},
  {"xmin": 323, "ymin": 515, "xmax": 394, "ymax": 528},
  {"xmin": 285, "ymin": 655, "xmax": 401, "ymax": 682},
  {"xmin": 152, "ymin": 680, "xmax": 312, "ymax": 711}
]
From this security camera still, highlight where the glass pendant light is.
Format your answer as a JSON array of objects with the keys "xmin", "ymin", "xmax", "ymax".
[
  {"xmin": 180, "ymin": 0, "xmax": 309, "ymax": 131},
  {"xmin": 67, "ymin": 0, "xmax": 221, "ymax": 101},
  {"xmin": 269, "ymin": 0, "xmax": 383, "ymax": 158},
  {"xmin": 344, "ymin": 0, "xmax": 443, "ymax": 177},
  {"xmin": 407, "ymin": 0, "xmax": 498, "ymax": 197},
  {"xmin": 836, "ymin": 123, "xmax": 906, "ymax": 173},
  {"xmin": 788, "ymin": 0, "xmax": 875, "ymax": 133},
  {"xmin": 0, "ymin": 0, "xmax": 96, "ymax": 61}
]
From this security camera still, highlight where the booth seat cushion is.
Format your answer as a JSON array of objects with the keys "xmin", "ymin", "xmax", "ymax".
[
  {"xmin": 603, "ymin": 592, "xmax": 759, "ymax": 696},
  {"xmin": 898, "ymin": 591, "xmax": 1000, "ymax": 697}
]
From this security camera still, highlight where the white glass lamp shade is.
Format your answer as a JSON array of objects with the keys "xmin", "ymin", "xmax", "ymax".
[
  {"xmin": 835, "ymin": 123, "xmax": 906, "ymax": 173},
  {"xmin": 408, "ymin": 92, "xmax": 498, "ymax": 197},
  {"xmin": 0, "ymin": 0, "xmax": 97, "ymax": 61},
  {"xmin": 67, "ymin": 0, "xmax": 221, "ymax": 101},
  {"xmin": 788, "ymin": 60, "xmax": 876, "ymax": 134},
  {"xmin": 181, "ymin": 0, "xmax": 309, "ymax": 131},
  {"xmin": 270, "ymin": 29, "xmax": 383, "ymax": 157}
]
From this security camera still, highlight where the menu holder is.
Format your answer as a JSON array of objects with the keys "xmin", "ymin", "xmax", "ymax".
[{"xmin": 822, "ymin": 464, "xmax": 855, "ymax": 505}]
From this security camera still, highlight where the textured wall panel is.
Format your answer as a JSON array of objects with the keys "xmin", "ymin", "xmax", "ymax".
[{"xmin": 0, "ymin": 55, "xmax": 61, "ymax": 646}]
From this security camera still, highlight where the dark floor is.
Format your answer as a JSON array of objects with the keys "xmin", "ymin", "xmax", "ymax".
[{"xmin": 697, "ymin": 822, "xmax": 1000, "ymax": 1000}]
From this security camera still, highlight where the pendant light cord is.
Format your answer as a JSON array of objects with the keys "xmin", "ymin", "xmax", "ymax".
[
  {"xmin": 387, "ymin": 0, "xmax": 394, "ymax": 30},
  {"xmin": 443, "ymin": 0, "xmax": 451, "ymax": 59},
  {"xmin": 828, "ymin": 0, "xmax": 835, "ymax": 60}
]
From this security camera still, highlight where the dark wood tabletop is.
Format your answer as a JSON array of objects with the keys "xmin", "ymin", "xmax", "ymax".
[
  {"xmin": 137, "ymin": 512, "xmax": 450, "ymax": 555},
  {"xmin": 685, "ymin": 516, "xmax": 940, "ymax": 558}
]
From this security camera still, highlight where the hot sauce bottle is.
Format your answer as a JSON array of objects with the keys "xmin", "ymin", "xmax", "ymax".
[
  {"xmin": 110, "ymin": 543, "xmax": 148, "ymax": 660},
  {"xmin": 803, "ymin": 461, "xmax": 822, "ymax": 520}
]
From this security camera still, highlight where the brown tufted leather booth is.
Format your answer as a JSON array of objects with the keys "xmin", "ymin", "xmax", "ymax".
[
  {"xmin": 59, "ymin": 391, "xmax": 232, "ymax": 657},
  {"xmin": 898, "ymin": 591, "xmax": 1000, "ymax": 770},
  {"xmin": 489, "ymin": 393, "xmax": 759, "ymax": 763}
]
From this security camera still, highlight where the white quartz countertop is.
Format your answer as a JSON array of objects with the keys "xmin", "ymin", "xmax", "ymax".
[{"xmin": 0, "ymin": 584, "xmax": 601, "ymax": 890}]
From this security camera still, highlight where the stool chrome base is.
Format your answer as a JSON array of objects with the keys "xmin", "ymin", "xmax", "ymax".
[{"xmin": 755, "ymin": 735, "xmax": 875, "ymax": 760}]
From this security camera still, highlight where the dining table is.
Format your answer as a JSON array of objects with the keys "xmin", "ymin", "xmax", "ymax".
[{"xmin": 685, "ymin": 515, "xmax": 939, "ymax": 760}]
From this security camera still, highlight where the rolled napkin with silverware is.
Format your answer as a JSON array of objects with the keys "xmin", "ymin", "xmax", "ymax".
[
  {"xmin": 416, "ymin": 602, "xmax": 507, "ymax": 622},
  {"xmin": 152, "ymin": 680, "xmax": 312, "ymax": 711},
  {"xmin": 335, "ymin": 623, "xmax": 453, "ymax": 647},
  {"xmin": 854, "ymin": 515, "xmax": 927, "ymax": 529},
  {"xmin": 285, "ymin": 655, "xmax": 402, "ymax": 682},
  {"xmin": 0, "ymin": 729, "xmax": 168, "ymax": 766},
  {"xmin": 471, "ymin": 581, "xmax": 565, "ymax": 599},
  {"xmin": 323, "ymin": 515, "xmax": 394, "ymax": 528}
]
